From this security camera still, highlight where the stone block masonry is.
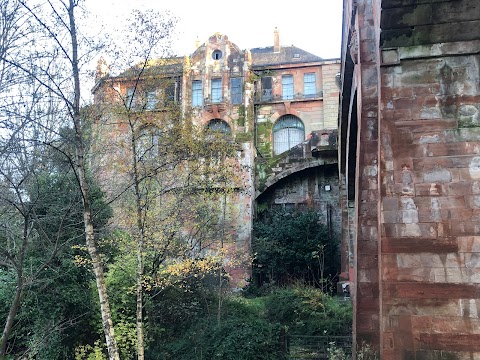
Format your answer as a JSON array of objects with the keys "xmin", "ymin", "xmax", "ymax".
[
  {"xmin": 339, "ymin": 0, "xmax": 480, "ymax": 358},
  {"xmin": 379, "ymin": 50, "xmax": 480, "ymax": 358}
]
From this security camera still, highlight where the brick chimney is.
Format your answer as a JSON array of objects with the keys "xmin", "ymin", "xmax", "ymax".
[{"xmin": 274, "ymin": 27, "xmax": 280, "ymax": 53}]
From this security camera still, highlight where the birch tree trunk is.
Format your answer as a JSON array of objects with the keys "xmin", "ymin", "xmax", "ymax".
[
  {"xmin": 67, "ymin": 1, "xmax": 119, "ymax": 358},
  {"xmin": 130, "ymin": 123, "xmax": 145, "ymax": 360},
  {"xmin": 0, "ymin": 280, "xmax": 22, "ymax": 358}
]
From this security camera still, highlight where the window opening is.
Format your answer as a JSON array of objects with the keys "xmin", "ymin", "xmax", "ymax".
[
  {"xmin": 282, "ymin": 75, "xmax": 294, "ymax": 100},
  {"xmin": 207, "ymin": 119, "xmax": 231, "ymax": 135},
  {"xmin": 212, "ymin": 50, "xmax": 223, "ymax": 60},
  {"xmin": 211, "ymin": 78, "xmax": 222, "ymax": 103},
  {"xmin": 145, "ymin": 90, "xmax": 157, "ymax": 110},
  {"xmin": 165, "ymin": 82, "xmax": 175, "ymax": 105},
  {"xmin": 126, "ymin": 87, "xmax": 135, "ymax": 108},
  {"xmin": 273, "ymin": 115, "xmax": 305, "ymax": 155},
  {"xmin": 230, "ymin": 78, "xmax": 242, "ymax": 105},
  {"xmin": 192, "ymin": 80, "xmax": 203, "ymax": 107},
  {"xmin": 166, "ymin": 77, "xmax": 181, "ymax": 105},
  {"xmin": 261, "ymin": 76, "xmax": 272, "ymax": 101},
  {"xmin": 138, "ymin": 128, "xmax": 160, "ymax": 160},
  {"xmin": 304, "ymin": 73, "xmax": 316, "ymax": 98}
]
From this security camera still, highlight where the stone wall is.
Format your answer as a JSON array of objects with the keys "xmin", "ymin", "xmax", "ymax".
[
  {"xmin": 378, "ymin": 1, "xmax": 480, "ymax": 357},
  {"xmin": 254, "ymin": 61, "xmax": 340, "ymax": 158},
  {"xmin": 339, "ymin": 0, "xmax": 480, "ymax": 357},
  {"xmin": 379, "ymin": 45, "xmax": 480, "ymax": 359},
  {"xmin": 322, "ymin": 63, "xmax": 341, "ymax": 129},
  {"xmin": 257, "ymin": 164, "xmax": 341, "ymax": 231}
]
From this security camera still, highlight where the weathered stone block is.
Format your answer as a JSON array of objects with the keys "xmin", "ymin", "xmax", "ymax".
[
  {"xmin": 382, "ymin": 237, "xmax": 458, "ymax": 254},
  {"xmin": 422, "ymin": 168, "xmax": 452, "ymax": 183},
  {"xmin": 418, "ymin": 333, "xmax": 480, "ymax": 352},
  {"xmin": 383, "ymin": 297, "xmax": 462, "ymax": 317},
  {"xmin": 457, "ymin": 236, "xmax": 480, "ymax": 253}
]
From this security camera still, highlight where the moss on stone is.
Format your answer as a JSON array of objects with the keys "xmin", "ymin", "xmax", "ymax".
[
  {"xmin": 458, "ymin": 118, "xmax": 480, "ymax": 128},
  {"xmin": 235, "ymin": 131, "xmax": 253, "ymax": 143},
  {"xmin": 255, "ymin": 154, "xmax": 283, "ymax": 192},
  {"xmin": 237, "ymin": 105, "xmax": 246, "ymax": 127},
  {"xmin": 256, "ymin": 121, "xmax": 273, "ymax": 157}
]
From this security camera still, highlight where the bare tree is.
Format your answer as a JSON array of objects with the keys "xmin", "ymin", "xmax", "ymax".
[
  {"xmin": 92, "ymin": 10, "xmax": 178, "ymax": 359},
  {"xmin": 0, "ymin": 0, "xmax": 120, "ymax": 358},
  {"xmin": 0, "ymin": 68, "xmax": 82, "ymax": 357},
  {"xmin": 92, "ymin": 9, "xmax": 241, "ymax": 355},
  {"xmin": 0, "ymin": 135, "xmax": 86, "ymax": 357}
]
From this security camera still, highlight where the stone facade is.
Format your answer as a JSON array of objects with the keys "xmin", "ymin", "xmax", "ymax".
[
  {"xmin": 93, "ymin": 30, "xmax": 341, "ymax": 287},
  {"xmin": 339, "ymin": 0, "xmax": 480, "ymax": 358}
]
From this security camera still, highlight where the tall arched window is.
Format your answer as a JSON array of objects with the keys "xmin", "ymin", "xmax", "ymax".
[
  {"xmin": 207, "ymin": 119, "xmax": 231, "ymax": 135},
  {"xmin": 273, "ymin": 115, "xmax": 305, "ymax": 155},
  {"xmin": 137, "ymin": 127, "xmax": 160, "ymax": 160}
]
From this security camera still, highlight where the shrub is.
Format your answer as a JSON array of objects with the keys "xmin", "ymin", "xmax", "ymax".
[
  {"xmin": 146, "ymin": 294, "xmax": 285, "ymax": 360},
  {"xmin": 265, "ymin": 286, "xmax": 352, "ymax": 336},
  {"xmin": 252, "ymin": 209, "xmax": 339, "ymax": 290}
]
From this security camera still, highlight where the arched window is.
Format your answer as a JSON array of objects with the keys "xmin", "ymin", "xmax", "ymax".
[
  {"xmin": 206, "ymin": 119, "xmax": 231, "ymax": 135},
  {"xmin": 273, "ymin": 115, "xmax": 305, "ymax": 155},
  {"xmin": 137, "ymin": 127, "xmax": 160, "ymax": 160}
]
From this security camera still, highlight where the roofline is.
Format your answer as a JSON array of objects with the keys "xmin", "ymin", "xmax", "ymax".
[
  {"xmin": 91, "ymin": 71, "xmax": 183, "ymax": 94},
  {"xmin": 252, "ymin": 58, "xmax": 340, "ymax": 70},
  {"xmin": 91, "ymin": 56, "xmax": 341, "ymax": 93}
]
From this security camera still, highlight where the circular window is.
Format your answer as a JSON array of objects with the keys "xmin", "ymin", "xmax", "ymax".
[{"xmin": 212, "ymin": 50, "xmax": 222, "ymax": 60}]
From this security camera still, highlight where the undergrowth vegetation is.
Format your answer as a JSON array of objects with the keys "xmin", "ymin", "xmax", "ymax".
[
  {"xmin": 252, "ymin": 208, "xmax": 340, "ymax": 291},
  {"xmin": 1, "ymin": 194, "xmax": 352, "ymax": 359},
  {"xmin": 145, "ymin": 285, "xmax": 352, "ymax": 360}
]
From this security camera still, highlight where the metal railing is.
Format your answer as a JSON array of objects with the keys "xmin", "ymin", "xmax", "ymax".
[
  {"xmin": 255, "ymin": 90, "xmax": 324, "ymax": 103},
  {"xmin": 203, "ymin": 97, "xmax": 227, "ymax": 105},
  {"xmin": 285, "ymin": 335, "xmax": 352, "ymax": 359}
]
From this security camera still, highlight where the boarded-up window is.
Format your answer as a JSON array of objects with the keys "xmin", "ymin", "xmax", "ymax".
[{"xmin": 261, "ymin": 77, "xmax": 272, "ymax": 101}]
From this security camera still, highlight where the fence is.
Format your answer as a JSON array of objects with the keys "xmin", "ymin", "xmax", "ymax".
[{"xmin": 282, "ymin": 334, "xmax": 352, "ymax": 359}]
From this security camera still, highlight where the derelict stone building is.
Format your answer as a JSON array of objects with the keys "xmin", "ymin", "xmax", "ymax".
[{"xmin": 92, "ymin": 30, "xmax": 341, "ymax": 286}]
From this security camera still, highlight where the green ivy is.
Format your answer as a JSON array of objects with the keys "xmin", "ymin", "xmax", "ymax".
[{"xmin": 237, "ymin": 105, "xmax": 246, "ymax": 127}]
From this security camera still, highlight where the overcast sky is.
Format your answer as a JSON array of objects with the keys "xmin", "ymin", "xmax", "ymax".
[{"xmin": 84, "ymin": 0, "xmax": 343, "ymax": 60}]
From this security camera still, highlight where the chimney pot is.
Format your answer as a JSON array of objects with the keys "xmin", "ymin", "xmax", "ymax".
[{"xmin": 274, "ymin": 27, "xmax": 280, "ymax": 53}]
